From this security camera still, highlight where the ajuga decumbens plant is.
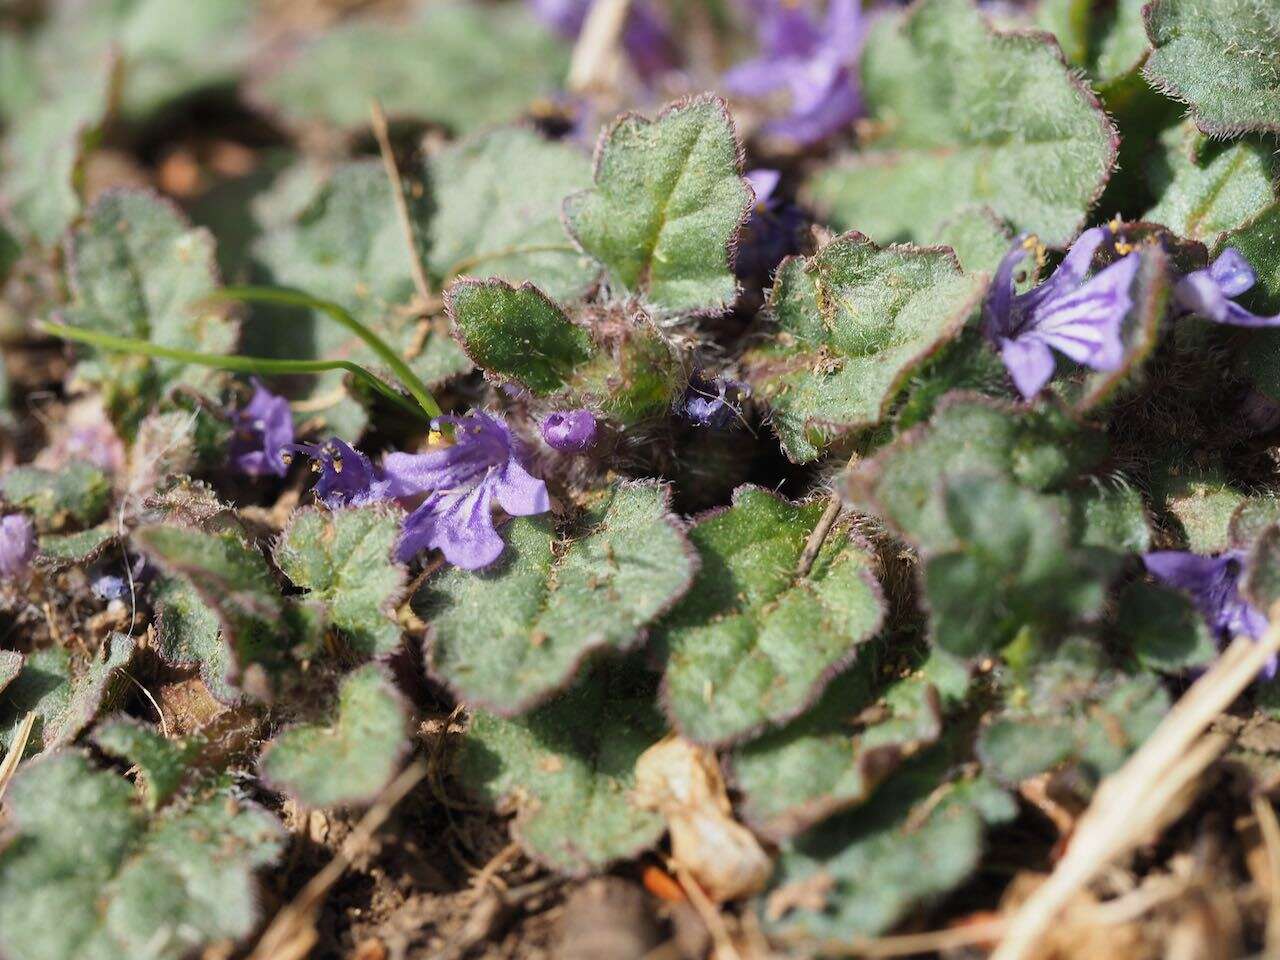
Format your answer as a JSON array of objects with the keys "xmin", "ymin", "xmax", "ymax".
[{"xmin": 3, "ymin": 0, "xmax": 1280, "ymax": 957}]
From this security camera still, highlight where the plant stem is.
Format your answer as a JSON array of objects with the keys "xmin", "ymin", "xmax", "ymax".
[
  {"xmin": 208, "ymin": 285, "xmax": 444, "ymax": 420},
  {"xmin": 41, "ymin": 321, "xmax": 428, "ymax": 423}
]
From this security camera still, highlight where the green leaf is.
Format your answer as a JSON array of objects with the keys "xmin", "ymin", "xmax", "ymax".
[
  {"xmin": 656, "ymin": 487, "xmax": 885, "ymax": 746},
  {"xmin": 977, "ymin": 638, "xmax": 1169, "ymax": 784},
  {"xmin": 38, "ymin": 524, "xmax": 117, "ymax": 566},
  {"xmin": 844, "ymin": 394, "xmax": 1105, "ymax": 550},
  {"xmin": 256, "ymin": 3, "xmax": 567, "ymax": 135},
  {"xmin": 743, "ymin": 236, "xmax": 987, "ymax": 463},
  {"xmin": 420, "ymin": 483, "xmax": 695, "ymax": 713},
  {"xmin": 804, "ymin": 0, "xmax": 1117, "ymax": 246},
  {"xmin": 1075, "ymin": 479, "xmax": 1152, "ymax": 553},
  {"xmin": 0, "ymin": 751, "xmax": 284, "ymax": 960},
  {"xmin": 1230, "ymin": 496, "xmax": 1280, "ymax": 547},
  {"xmin": 1244, "ymin": 524, "xmax": 1280, "ymax": 613},
  {"xmin": 149, "ymin": 573, "xmax": 237, "ymax": 703},
  {"xmin": 1038, "ymin": 0, "xmax": 1150, "ymax": 83},
  {"xmin": 61, "ymin": 190, "xmax": 238, "ymax": 431},
  {"xmin": 563, "ymin": 94, "xmax": 753, "ymax": 315},
  {"xmin": 93, "ymin": 717, "xmax": 201, "ymax": 811},
  {"xmin": 932, "ymin": 206, "xmax": 1013, "ymax": 276},
  {"xmin": 0, "ymin": 634, "xmax": 136, "ymax": 759},
  {"xmin": 760, "ymin": 754, "xmax": 1014, "ymax": 941},
  {"xmin": 0, "ymin": 57, "xmax": 115, "ymax": 245},
  {"xmin": 731, "ymin": 661, "xmax": 943, "ymax": 841},
  {"xmin": 446, "ymin": 280, "xmax": 594, "ymax": 395},
  {"xmin": 1150, "ymin": 467, "xmax": 1245, "ymax": 553},
  {"xmin": 259, "ymin": 664, "xmax": 408, "ymax": 808},
  {"xmin": 456, "ymin": 665, "xmax": 666, "ymax": 876},
  {"xmin": 425, "ymin": 128, "xmax": 596, "ymax": 301},
  {"xmin": 0, "ymin": 650, "xmax": 21, "ymax": 696},
  {"xmin": 1144, "ymin": 0, "xmax": 1280, "ymax": 137},
  {"xmin": 134, "ymin": 525, "xmax": 290, "ymax": 696},
  {"xmin": 275, "ymin": 505, "xmax": 407, "ymax": 659},
  {"xmin": 1217, "ymin": 203, "xmax": 1280, "ymax": 315},
  {"xmin": 922, "ymin": 477, "xmax": 1120, "ymax": 657},
  {"xmin": 251, "ymin": 160, "xmax": 470, "ymax": 437},
  {"xmin": 1145, "ymin": 122, "xmax": 1278, "ymax": 248},
  {"xmin": 1115, "ymin": 582, "xmax": 1217, "ymax": 672},
  {"xmin": 0, "ymin": 464, "xmax": 111, "ymax": 533}
]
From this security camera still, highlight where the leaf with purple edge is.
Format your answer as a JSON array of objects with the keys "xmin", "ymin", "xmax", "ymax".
[
  {"xmin": 455, "ymin": 661, "xmax": 667, "ymax": 877},
  {"xmin": 417, "ymin": 482, "xmax": 696, "ymax": 715},
  {"xmin": 259, "ymin": 664, "xmax": 408, "ymax": 809},
  {"xmin": 563, "ymin": 94, "xmax": 754, "ymax": 316},
  {"xmin": 93, "ymin": 716, "xmax": 202, "ymax": 812},
  {"xmin": 743, "ymin": 235, "xmax": 987, "ymax": 463},
  {"xmin": 654, "ymin": 486, "xmax": 885, "ymax": 747},
  {"xmin": 804, "ymin": 0, "xmax": 1117, "ymax": 247}
]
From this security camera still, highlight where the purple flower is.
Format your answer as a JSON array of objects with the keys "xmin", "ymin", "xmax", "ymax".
[
  {"xmin": 1174, "ymin": 248, "xmax": 1280, "ymax": 327},
  {"xmin": 288, "ymin": 438, "xmax": 392, "ymax": 509},
  {"xmin": 723, "ymin": 0, "xmax": 866, "ymax": 146},
  {"xmin": 229, "ymin": 379, "xmax": 294, "ymax": 478},
  {"xmin": 1144, "ymin": 549, "xmax": 1274, "ymax": 677},
  {"xmin": 0, "ymin": 514, "xmax": 34, "ymax": 580},
  {"xmin": 681, "ymin": 373, "xmax": 747, "ymax": 429},
  {"xmin": 384, "ymin": 412, "xmax": 550, "ymax": 570},
  {"xmin": 541, "ymin": 409, "xmax": 598, "ymax": 452},
  {"xmin": 984, "ymin": 227, "xmax": 1141, "ymax": 400},
  {"xmin": 736, "ymin": 169, "xmax": 806, "ymax": 279},
  {"xmin": 527, "ymin": 0, "xmax": 677, "ymax": 83}
]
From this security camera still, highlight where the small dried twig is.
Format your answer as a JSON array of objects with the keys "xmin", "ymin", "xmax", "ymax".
[
  {"xmin": 796, "ymin": 493, "xmax": 843, "ymax": 579},
  {"xmin": 567, "ymin": 0, "xmax": 632, "ymax": 93},
  {"xmin": 668, "ymin": 856, "xmax": 743, "ymax": 960},
  {"xmin": 992, "ymin": 619, "xmax": 1280, "ymax": 960},
  {"xmin": 248, "ymin": 759, "xmax": 427, "ymax": 960},
  {"xmin": 1253, "ymin": 794, "xmax": 1280, "ymax": 954},
  {"xmin": 0, "ymin": 712, "xmax": 36, "ymax": 807},
  {"xmin": 369, "ymin": 99, "xmax": 432, "ymax": 307}
]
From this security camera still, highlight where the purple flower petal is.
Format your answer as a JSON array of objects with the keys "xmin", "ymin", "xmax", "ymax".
[
  {"xmin": 1144, "ymin": 549, "xmax": 1270, "ymax": 644},
  {"xmin": 0, "ymin": 514, "xmax": 35, "ymax": 580},
  {"xmin": 1174, "ymin": 248, "xmax": 1280, "ymax": 327},
  {"xmin": 290, "ymin": 438, "xmax": 390, "ymax": 508},
  {"xmin": 229, "ymin": 379, "xmax": 294, "ymax": 478},
  {"xmin": 540, "ymin": 409, "xmax": 598, "ymax": 452},
  {"xmin": 681, "ymin": 373, "xmax": 747, "ymax": 428}
]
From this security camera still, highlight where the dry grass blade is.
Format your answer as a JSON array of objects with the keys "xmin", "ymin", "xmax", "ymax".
[
  {"xmin": 1253, "ymin": 794, "xmax": 1280, "ymax": 954},
  {"xmin": 370, "ymin": 98, "xmax": 433, "ymax": 306},
  {"xmin": 0, "ymin": 712, "xmax": 36, "ymax": 808},
  {"xmin": 992, "ymin": 618, "xmax": 1280, "ymax": 960},
  {"xmin": 567, "ymin": 0, "xmax": 632, "ymax": 93},
  {"xmin": 248, "ymin": 758, "xmax": 428, "ymax": 960}
]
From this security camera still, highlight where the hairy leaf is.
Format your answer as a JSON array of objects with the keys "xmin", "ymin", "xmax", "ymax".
[
  {"xmin": 456, "ymin": 665, "xmax": 666, "ymax": 876},
  {"xmin": 61, "ymin": 191, "xmax": 237, "ymax": 431},
  {"xmin": 420, "ymin": 483, "xmax": 695, "ymax": 713},
  {"xmin": 425, "ymin": 128, "xmax": 596, "ymax": 301},
  {"xmin": 0, "ymin": 464, "xmax": 110, "ymax": 533},
  {"xmin": 259, "ymin": 664, "xmax": 408, "ymax": 808},
  {"xmin": 275, "ymin": 505, "xmax": 406, "ymax": 658},
  {"xmin": 0, "ymin": 751, "xmax": 284, "ymax": 960},
  {"xmin": 256, "ymin": 3, "xmax": 567, "ymax": 135},
  {"xmin": 0, "ymin": 635, "xmax": 136, "ymax": 759},
  {"xmin": 656, "ymin": 487, "xmax": 885, "ymax": 746},
  {"xmin": 805, "ymin": 0, "xmax": 1116, "ymax": 246},
  {"xmin": 563, "ymin": 94, "xmax": 753, "ymax": 315},
  {"xmin": 743, "ymin": 236, "xmax": 986, "ymax": 463},
  {"xmin": 1115, "ymin": 582, "xmax": 1218, "ymax": 672},
  {"xmin": 1144, "ymin": 0, "xmax": 1280, "ymax": 137},
  {"xmin": 93, "ymin": 717, "xmax": 201, "ymax": 811}
]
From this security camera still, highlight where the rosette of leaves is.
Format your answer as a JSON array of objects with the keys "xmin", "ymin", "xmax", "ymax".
[
  {"xmin": 0, "ymin": 635, "xmax": 136, "ymax": 759},
  {"xmin": 259, "ymin": 664, "xmax": 409, "ymax": 809},
  {"xmin": 742, "ymin": 239, "xmax": 987, "ymax": 463},
  {"xmin": 654, "ymin": 486, "xmax": 885, "ymax": 746},
  {"xmin": 0, "ymin": 750, "xmax": 285, "ymax": 960},
  {"xmin": 562, "ymin": 94, "xmax": 754, "ymax": 316},
  {"xmin": 976, "ymin": 637, "xmax": 1169, "ymax": 785},
  {"xmin": 250, "ymin": 160, "xmax": 471, "ymax": 437},
  {"xmin": 446, "ymin": 279, "xmax": 686, "ymax": 427},
  {"xmin": 758, "ymin": 748, "xmax": 1015, "ymax": 942},
  {"xmin": 455, "ymin": 662, "xmax": 667, "ymax": 876},
  {"xmin": 423, "ymin": 127, "xmax": 596, "ymax": 302},
  {"xmin": 58, "ymin": 190, "xmax": 238, "ymax": 432},
  {"xmin": 418, "ymin": 482, "xmax": 695, "ymax": 713},
  {"xmin": 255, "ymin": 2, "xmax": 568, "ymax": 135},
  {"xmin": 805, "ymin": 0, "xmax": 1117, "ymax": 247},
  {"xmin": 1144, "ymin": 0, "xmax": 1280, "ymax": 137}
]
